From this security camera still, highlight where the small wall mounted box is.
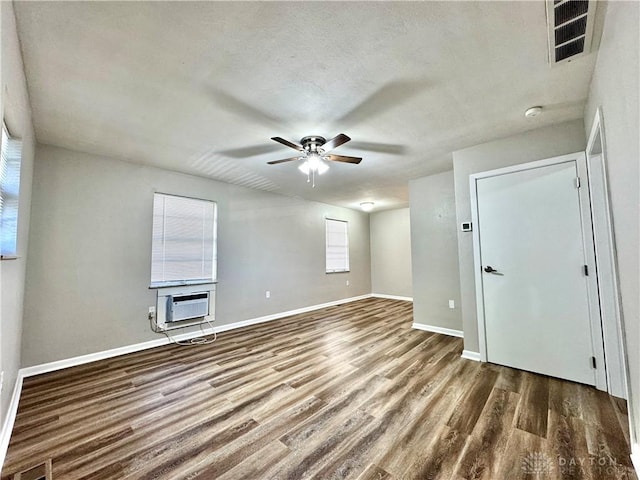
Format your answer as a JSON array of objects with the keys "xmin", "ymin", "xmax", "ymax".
[{"xmin": 461, "ymin": 222, "xmax": 472, "ymax": 232}]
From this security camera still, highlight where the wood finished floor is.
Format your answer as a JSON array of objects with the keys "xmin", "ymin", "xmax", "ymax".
[{"xmin": 3, "ymin": 298, "xmax": 636, "ymax": 480}]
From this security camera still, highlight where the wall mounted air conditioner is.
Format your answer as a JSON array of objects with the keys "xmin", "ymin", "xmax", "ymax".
[
  {"xmin": 166, "ymin": 292, "xmax": 210, "ymax": 323},
  {"xmin": 153, "ymin": 284, "xmax": 216, "ymax": 332}
]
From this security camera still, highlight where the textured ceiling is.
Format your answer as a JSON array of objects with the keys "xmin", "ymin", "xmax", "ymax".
[{"xmin": 14, "ymin": 1, "xmax": 598, "ymax": 211}]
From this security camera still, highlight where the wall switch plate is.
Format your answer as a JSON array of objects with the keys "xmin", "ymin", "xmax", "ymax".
[
  {"xmin": 448, "ymin": 300, "xmax": 455, "ymax": 309},
  {"xmin": 266, "ymin": 291, "xmax": 270, "ymax": 299},
  {"xmin": 346, "ymin": 280, "xmax": 350, "ymax": 286},
  {"xmin": 0, "ymin": 371, "xmax": 4, "ymax": 394},
  {"xmin": 461, "ymin": 222, "xmax": 472, "ymax": 232}
]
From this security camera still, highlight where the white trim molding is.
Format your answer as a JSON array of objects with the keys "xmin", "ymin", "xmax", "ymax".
[
  {"xmin": 461, "ymin": 350, "xmax": 481, "ymax": 362},
  {"xmin": 469, "ymin": 152, "xmax": 607, "ymax": 391},
  {"xmin": 212, "ymin": 294, "xmax": 373, "ymax": 334},
  {"xmin": 586, "ymin": 106, "xmax": 630, "ymax": 400},
  {"xmin": 631, "ymin": 443, "xmax": 640, "ymax": 477},
  {"xmin": 0, "ymin": 373, "xmax": 24, "ymax": 470},
  {"xmin": 2, "ymin": 293, "xmax": 375, "ymax": 470},
  {"xmin": 412, "ymin": 323, "xmax": 463, "ymax": 338},
  {"xmin": 20, "ymin": 294, "xmax": 374, "ymax": 378},
  {"xmin": 371, "ymin": 293, "xmax": 413, "ymax": 302}
]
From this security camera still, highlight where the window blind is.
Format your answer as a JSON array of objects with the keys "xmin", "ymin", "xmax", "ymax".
[
  {"xmin": 326, "ymin": 218, "xmax": 349, "ymax": 273},
  {"xmin": 0, "ymin": 123, "xmax": 22, "ymax": 257},
  {"xmin": 151, "ymin": 193, "xmax": 217, "ymax": 286}
]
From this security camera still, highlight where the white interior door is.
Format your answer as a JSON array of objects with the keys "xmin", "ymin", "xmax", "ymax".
[{"xmin": 473, "ymin": 158, "xmax": 597, "ymax": 386}]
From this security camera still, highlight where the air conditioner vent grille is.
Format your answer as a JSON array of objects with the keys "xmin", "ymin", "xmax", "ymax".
[
  {"xmin": 555, "ymin": 16, "xmax": 587, "ymax": 45},
  {"xmin": 554, "ymin": 0, "xmax": 589, "ymax": 26},
  {"xmin": 556, "ymin": 37, "xmax": 586, "ymax": 62},
  {"xmin": 547, "ymin": 0, "xmax": 594, "ymax": 64}
]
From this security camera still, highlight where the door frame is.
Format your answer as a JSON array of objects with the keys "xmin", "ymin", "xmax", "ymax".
[
  {"xmin": 469, "ymin": 152, "xmax": 607, "ymax": 391},
  {"xmin": 586, "ymin": 107, "xmax": 635, "ymax": 444}
]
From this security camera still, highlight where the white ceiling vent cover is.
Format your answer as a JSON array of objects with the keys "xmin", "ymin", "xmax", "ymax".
[{"xmin": 546, "ymin": 0, "xmax": 596, "ymax": 64}]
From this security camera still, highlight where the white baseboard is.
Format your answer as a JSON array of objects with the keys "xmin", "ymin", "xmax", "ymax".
[
  {"xmin": 632, "ymin": 442, "xmax": 640, "ymax": 477},
  {"xmin": 0, "ymin": 373, "xmax": 24, "ymax": 470},
  {"xmin": 411, "ymin": 323, "xmax": 463, "ymax": 338},
  {"xmin": 371, "ymin": 293, "xmax": 413, "ymax": 302},
  {"xmin": 213, "ymin": 294, "xmax": 373, "ymax": 334},
  {"xmin": 461, "ymin": 350, "xmax": 481, "ymax": 362},
  {"xmin": 19, "ymin": 336, "xmax": 181, "ymax": 378},
  {"xmin": 20, "ymin": 293, "xmax": 374, "ymax": 379},
  {"xmin": 3, "ymin": 293, "xmax": 375, "ymax": 471},
  {"xmin": 0, "ymin": 292, "xmax": 410, "ymax": 472}
]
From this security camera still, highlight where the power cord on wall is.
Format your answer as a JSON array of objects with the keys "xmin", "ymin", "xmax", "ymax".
[{"xmin": 150, "ymin": 314, "xmax": 217, "ymax": 346}]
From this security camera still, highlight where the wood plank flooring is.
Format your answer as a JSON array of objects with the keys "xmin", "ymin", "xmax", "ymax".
[{"xmin": 2, "ymin": 298, "xmax": 636, "ymax": 479}]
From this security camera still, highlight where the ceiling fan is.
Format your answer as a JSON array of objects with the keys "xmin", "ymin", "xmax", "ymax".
[{"xmin": 268, "ymin": 133, "xmax": 361, "ymax": 187}]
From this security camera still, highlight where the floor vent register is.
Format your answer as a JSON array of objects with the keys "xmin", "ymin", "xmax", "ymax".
[{"xmin": 12, "ymin": 459, "xmax": 52, "ymax": 480}]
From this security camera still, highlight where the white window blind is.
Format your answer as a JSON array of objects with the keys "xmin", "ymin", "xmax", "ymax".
[
  {"xmin": 326, "ymin": 218, "xmax": 349, "ymax": 273},
  {"xmin": 151, "ymin": 193, "xmax": 217, "ymax": 286},
  {"xmin": 0, "ymin": 123, "xmax": 22, "ymax": 257}
]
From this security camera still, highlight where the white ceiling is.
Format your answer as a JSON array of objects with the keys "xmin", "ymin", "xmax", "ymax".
[{"xmin": 14, "ymin": 1, "xmax": 598, "ymax": 211}]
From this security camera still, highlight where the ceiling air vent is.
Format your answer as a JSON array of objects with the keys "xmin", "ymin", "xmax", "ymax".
[{"xmin": 546, "ymin": 0, "xmax": 596, "ymax": 64}]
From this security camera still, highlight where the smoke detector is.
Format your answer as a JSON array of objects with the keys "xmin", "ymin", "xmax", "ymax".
[{"xmin": 525, "ymin": 106, "xmax": 543, "ymax": 118}]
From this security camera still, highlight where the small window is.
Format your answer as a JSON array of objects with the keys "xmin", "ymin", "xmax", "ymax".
[
  {"xmin": 0, "ymin": 123, "xmax": 22, "ymax": 258},
  {"xmin": 326, "ymin": 218, "xmax": 349, "ymax": 273},
  {"xmin": 150, "ymin": 193, "xmax": 217, "ymax": 287}
]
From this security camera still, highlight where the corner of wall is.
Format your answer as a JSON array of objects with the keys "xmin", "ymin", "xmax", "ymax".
[{"xmin": 0, "ymin": 0, "xmax": 36, "ymax": 432}]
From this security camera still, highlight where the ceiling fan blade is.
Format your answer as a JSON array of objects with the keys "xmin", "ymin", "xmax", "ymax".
[
  {"xmin": 271, "ymin": 137, "xmax": 304, "ymax": 152},
  {"xmin": 267, "ymin": 156, "xmax": 302, "ymax": 165},
  {"xmin": 322, "ymin": 133, "xmax": 351, "ymax": 152},
  {"xmin": 327, "ymin": 154, "xmax": 362, "ymax": 164},
  {"xmin": 206, "ymin": 87, "xmax": 285, "ymax": 129},
  {"xmin": 337, "ymin": 80, "xmax": 430, "ymax": 126},
  {"xmin": 348, "ymin": 141, "xmax": 405, "ymax": 155},
  {"xmin": 219, "ymin": 144, "xmax": 282, "ymax": 158}
]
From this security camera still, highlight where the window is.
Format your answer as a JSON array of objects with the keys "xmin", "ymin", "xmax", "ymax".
[
  {"xmin": 0, "ymin": 123, "xmax": 22, "ymax": 258},
  {"xmin": 150, "ymin": 193, "xmax": 217, "ymax": 287},
  {"xmin": 326, "ymin": 218, "xmax": 349, "ymax": 273}
]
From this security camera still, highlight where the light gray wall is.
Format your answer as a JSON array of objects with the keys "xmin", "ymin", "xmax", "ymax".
[
  {"xmin": 0, "ymin": 2, "xmax": 35, "ymax": 422},
  {"xmin": 584, "ymin": 0, "xmax": 639, "ymax": 450},
  {"xmin": 22, "ymin": 145, "xmax": 371, "ymax": 366},
  {"xmin": 409, "ymin": 171, "xmax": 462, "ymax": 331},
  {"xmin": 453, "ymin": 120, "xmax": 586, "ymax": 352},
  {"xmin": 370, "ymin": 208, "xmax": 412, "ymax": 298}
]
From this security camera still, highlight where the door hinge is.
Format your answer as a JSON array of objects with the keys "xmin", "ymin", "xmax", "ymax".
[
  {"xmin": 583, "ymin": 265, "xmax": 589, "ymax": 276},
  {"xmin": 591, "ymin": 356, "xmax": 597, "ymax": 369},
  {"xmin": 575, "ymin": 177, "xmax": 581, "ymax": 188}
]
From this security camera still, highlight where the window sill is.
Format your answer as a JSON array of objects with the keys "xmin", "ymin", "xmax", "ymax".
[
  {"xmin": 326, "ymin": 270, "xmax": 350, "ymax": 274},
  {"xmin": 149, "ymin": 280, "xmax": 217, "ymax": 289},
  {"xmin": 0, "ymin": 255, "xmax": 19, "ymax": 261}
]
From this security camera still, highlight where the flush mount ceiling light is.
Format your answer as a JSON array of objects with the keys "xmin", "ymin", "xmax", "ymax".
[
  {"xmin": 360, "ymin": 202, "xmax": 374, "ymax": 212},
  {"xmin": 525, "ymin": 106, "xmax": 543, "ymax": 118}
]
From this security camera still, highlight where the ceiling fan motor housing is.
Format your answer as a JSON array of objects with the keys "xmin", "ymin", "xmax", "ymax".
[{"xmin": 300, "ymin": 136, "xmax": 326, "ymax": 153}]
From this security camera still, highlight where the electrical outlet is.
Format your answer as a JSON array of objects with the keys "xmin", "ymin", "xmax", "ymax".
[
  {"xmin": 148, "ymin": 306, "xmax": 156, "ymax": 320},
  {"xmin": 265, "ymin": 291, "xmax": 270, "ymax": 299},
  {"xmin": 448, "ymin": 300, "xmax": 455, "ymax": 309},
  {"xmin": 0, "ymin": 371, "xmax": 4, "ymax": 394}
]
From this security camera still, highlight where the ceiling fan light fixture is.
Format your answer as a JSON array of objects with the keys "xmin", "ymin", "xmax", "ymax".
[
  {"xmin": 299, "ymin": 153, "xmax": 329, "ymax": 175},
  {"xmin": 360, "ymin": 202, "xmax": 374, "ymax": 212},
  {"xmin": 269, "ymin": 133, "xmax": 359, "ymax": 187}
]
